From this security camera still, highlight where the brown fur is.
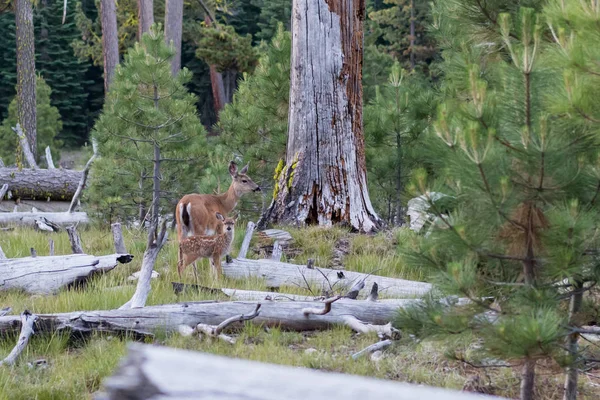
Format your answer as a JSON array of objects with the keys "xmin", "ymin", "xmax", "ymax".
[
  {"xmin": 175, "ymin": 161, "xmax": 260, "ymax": 243},
  {"xmin": 177, "ymin": 214, "xmax": 236, "ymax": 278}
]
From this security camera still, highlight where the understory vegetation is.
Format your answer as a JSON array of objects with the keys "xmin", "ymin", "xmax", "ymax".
[{"xmin": 1, "ymin": 226, "xmax": 600, "ymax": 399}]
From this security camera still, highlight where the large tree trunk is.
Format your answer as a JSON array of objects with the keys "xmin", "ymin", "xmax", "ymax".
[
  {"xmin": 15, "ymin": 0, "xmax": 37, "ymax": 159},
  {"xmin": 100, "ymin": 0, "xmax": 119, "ymax": 92},
  {"xmin": 0, "ymin": 253, "xmax": 132, "ymax": 294},
  {"xmin": 164, "ymin": 0, "xmax": 183, "ymax": 75},
  {"xmin": 261, "ymin": 0, "xmax": 381, "ymax": 232},
  {"xmin": 0, "ymin": 168, "xmax": 82, "ymax": 200},
  {"xmin": 204, "ymin": 16, "xmax": 227, "ymax": 115},
  {"xmin": 97, "ymin": 343, "xmax": 492, "ymax": 400},
  {"xmin": 0, "ymin": 299, "xmax": 407, "ymax": 336},
  {"xmin": 137, "ymin": 0, "xmax": 154, "ymax": 39}
]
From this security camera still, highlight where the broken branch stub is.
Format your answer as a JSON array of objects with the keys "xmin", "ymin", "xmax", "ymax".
[
  {"xmin": 66, "ymin": 225, "xmax": 84, "ymax": 254},
  {"xmin": 0, "ymin": 311, "xmax": 37, "ymax": 366},
  {"xmin": 302, "ymin": 296, "xmax": 342, "ymax": 316}
]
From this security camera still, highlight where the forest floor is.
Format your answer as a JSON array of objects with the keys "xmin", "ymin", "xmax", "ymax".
[{"xmin": 1, "ymin": 225, "xmax": 599, "ymax": 399}]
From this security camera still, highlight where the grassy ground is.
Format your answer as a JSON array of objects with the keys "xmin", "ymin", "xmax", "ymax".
[{"xmin": 0, "ymin": 224, "xmax": 598, "ymax": 399}]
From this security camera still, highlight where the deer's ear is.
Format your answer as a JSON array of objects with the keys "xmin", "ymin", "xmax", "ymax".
[
  {"xmin": 229, "ymin": 161, "xmax": 238, "ymax": 177},
  {"xmin": 215, "ymin": 212, "xmax": 224, "ymax": 221},
  {"xmin": 240, "ymin": 163, "xmax": 249, "ymax": 175}
]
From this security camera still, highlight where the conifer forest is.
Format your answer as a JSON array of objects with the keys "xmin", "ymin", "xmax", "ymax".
[{"xmin": 1, "ymin": 1, "xmax": 600, "ymax": 399}]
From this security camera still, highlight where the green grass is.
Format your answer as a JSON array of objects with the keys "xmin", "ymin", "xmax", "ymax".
[{"xmin": 0, "ymin": 224, "xmax": 597, "ymax": 399}]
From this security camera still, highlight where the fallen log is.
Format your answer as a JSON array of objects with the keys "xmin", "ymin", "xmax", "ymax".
[
  {"xmin": 0, "ymin": 211, "xmax": 89, "ymax": 227},
  {"xmin": 0, "ymin": 168, "xmax": 82, "ymax": 201},
  {"xmin": 0, "ymin": 299, "xmax": 413, "ymax": 336},
  {"xmin": 98, "ymin": 343, "xmax": 501, "ymax": 400},
  {"xmin": 171, "ymin": 284, "xmax": 418, "ymax": 307},
  {"xmin": 222, "ymin": 258, "xmax": 432, "ymax": 298},
  {"xmin": 0, "ymin": 253, "xmax": 133, "ymax": 294}
]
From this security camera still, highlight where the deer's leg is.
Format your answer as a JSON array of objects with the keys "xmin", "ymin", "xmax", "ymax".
[
  {"xmin": 192, "ymin": 261, "xmax": 199, "ymax": 280},
  {"xmin": 211, "ymin": 253, "xmax": 223, "ymax": 278}
]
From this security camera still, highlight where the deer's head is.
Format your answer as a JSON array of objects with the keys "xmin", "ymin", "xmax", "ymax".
[
  {"xmin": 229, "ymin": 161, "xmax": 261, "ymax": 195},
  {"xmin": 216, "ymin": 212, "xmax": 236, "ymax": 233}
]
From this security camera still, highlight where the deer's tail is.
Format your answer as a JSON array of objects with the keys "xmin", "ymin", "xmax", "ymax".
[{"xmin": 179, "ymin": 202, "xmax": 193, "ymax": 237}]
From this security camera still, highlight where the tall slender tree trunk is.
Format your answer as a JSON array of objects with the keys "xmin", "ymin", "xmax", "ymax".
[
  {"xmin": 204, "ymin": 16, "xmax": 227, "ymax": 115},
  {"xmin": 563, "ymin": 282, "xmax": 583, "ymax": 400},
  {"xmin": 260, "ymin": 0, "xmax": 381, "ymax": 232},
  {"xmin": 164, "ymin": 0, "xmax": 183, "ymax": 75},
  {"xmin": 15, "ymin": 0, "xmax": 37, "ymax": 158},
  {"xmin": 138, "ymin": 0, "xmax": 154, "ymax": 39},
  {"xmin": 409, "ymin": 0, "xmax": 415, "ymax": 69},
  {"xmin": 100, "ymin": 0, "xmax": 119, "ymax": 92},
  {"xmin": 520, "ymin": 358, "xmax": 536, "ymax": 400}
]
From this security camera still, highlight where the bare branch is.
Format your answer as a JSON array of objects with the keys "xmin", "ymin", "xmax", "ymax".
[
  {"xmin": 0, "ymin": 307, "xmax": 11, "ymax": 317},
  {"xmin": 351, "ymin": 339, "xmax": 393, "ymax": 360},
  {"xmin": 66, "ymin": 225, "xmax": 84, "ymax": 254},
  {"xmin": 68, "ymin": 140, "xmax": 98, "ymax": 213},
  {"xmin": 302, "ymin": 296, "xmax": 341, "ymax": 316},
  {"xmin": 367, "ymin": 282, "xmax": 379, "ymax": 302},
  {"xmin": 215, "ymin": 303, "xmax": 262, "ymax": 335},
  {"xmin": 12, "ymin": 124, "xmax": 38, "ymax": 169},
  {"xmin": 0, "ymin": 311, "xmax": 37, "ymax": 366},
  {"xmin": 237, "ymin": 221, "xmax": 255, "ymax": 259},
  {"xmin": 45, "ymin": 146, "xmax": 55, "ymax": 169},
  {"xmin": 0, "ymin": 184, "xmax": 8, "ymax": 203}
]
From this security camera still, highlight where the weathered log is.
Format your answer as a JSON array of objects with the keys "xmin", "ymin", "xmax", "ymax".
[
  {"xmin": 0, "ymin": 168, "xmax": 82, "ymax": 201},
  {"xmin": 259, "ymin": 229, "xmax": 293, "ymax": 243},
  {"xmin": 0, "ymin": 211, "xmax": 89, "ymax": 227},
  {"xmin": 223, "ymin": 258, "xmax": 432, "ymax": 298},
  {"xmin": 0, "ymin": 299, "xmax": 414, "ymax": 337},
  {"xmin": 0, "ymin": 253, "xmax": 133, "ymax": 294},
  {"xmin": 98, "ymin": 343, "xmax": 500, "ymax": 400},
  {"xmin": 172, "ymin": 285, "xmax": 418, "ymax": 307}
]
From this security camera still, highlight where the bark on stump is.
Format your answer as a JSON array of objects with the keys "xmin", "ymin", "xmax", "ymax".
[{"xmin": 261, "ymin": 0, "xmax": 381, "ymax": 232}]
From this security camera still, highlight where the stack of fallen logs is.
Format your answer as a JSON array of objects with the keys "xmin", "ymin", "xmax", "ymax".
[
  {"xmin": 2, "ymin": 222, "xmax": 481, "ymax": 398},
  {"xmin": 0, "ymin": 124, "xmax": 96, "ymax": 227},
  {"xmin": 0, "ymin": 222, "xmax": 435, "ymax": 364}
]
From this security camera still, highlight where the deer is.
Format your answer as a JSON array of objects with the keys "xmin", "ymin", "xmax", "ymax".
[
  {"xmin": 177, "ymin": 213, "xmax": 236, "ymax": 278},
  {"xmin": 175, "ymin": 161, "xmax": 260, "ymax": 272}
]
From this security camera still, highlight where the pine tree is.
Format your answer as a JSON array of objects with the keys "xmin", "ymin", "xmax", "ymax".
[
  {"xmin": 35, "ymin": 0, "xmax": 93, "ymax": 146},
  {"xmin": 397, "ymin": 1, "xmax": 600, "ymax": 399},
  {"xmin": 89, "ymin": 24, "xmax": 208, "ymax": 225},
  {"xmin": 364, "ymin": 63, "xmax": 437, "ymax": 224},
  {"xmin": 251, "ymin": 0, "xmax": 291, "ymax": 42},
  {"xmin": 216, "ymin": 25, "xmax": 290, "ymax": 195},
  {"xmin": 367, "ymin": 0, "xmax": 437, "ymax": 70},
  {"xmin": 0, "ymin": 76, "xmax": 62, "ymax": 166}
]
